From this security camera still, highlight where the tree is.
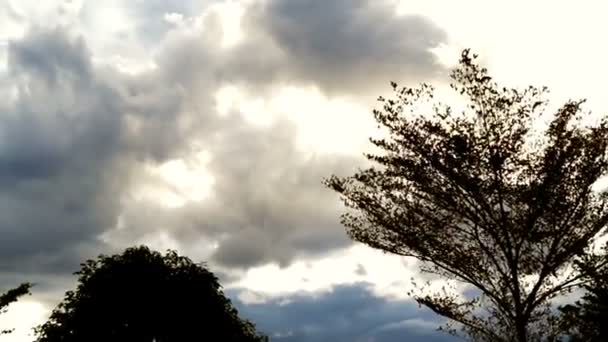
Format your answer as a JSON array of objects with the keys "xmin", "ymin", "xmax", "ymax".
[
  {"xmin": 1, "ymin": 283, "xmax": 32, "ymax": 336},
  {"xmin": 35, "ymin": 246, "xmax": 268, "ymax": 342},
  {"xmin": 558, "ymin": 250, "xmax": 608, "ymax": 341},
  {"xmin": 325, "ymin": 49, "xmax": 608, "ymax": 341}
]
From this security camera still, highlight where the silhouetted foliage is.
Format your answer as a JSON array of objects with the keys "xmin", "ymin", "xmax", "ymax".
[
  {"xmin": 558, "ymin": 249, "xmax": 608, "ymax": 341},
  {"xmin": 0, "ymin": 283, "xmax": 32, "ymax": 335},
  {"xmin": 325, "ymin": 49, "xmax": 608, "ymax": 341},
  {"xmin": 35, "ymin": 246, "xmax": 268, "ymax": 342}
]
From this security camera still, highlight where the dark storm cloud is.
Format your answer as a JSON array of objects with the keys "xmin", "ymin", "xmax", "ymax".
[
  {"xmin": 8, "ymin": 28, "xmax": 92, "ymax": 83},
  {"xmin": 0, "ymin": 28, "xmax": 127, "ymax": 274},
  {"xmin": 229, "ymin": 283, "xmax": 456, "ymax": 342},
  {"xmin": 0, "ymin": 25, "xmax": 199, "ymax": 276},
  {"xmin": 232, "ymin": 0, "xmax": 448, "ymax": 97}
]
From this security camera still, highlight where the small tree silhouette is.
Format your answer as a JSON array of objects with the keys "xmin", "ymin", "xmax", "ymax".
[{"xmin": 35, "ymin": 246, "xmax": 267, "ymax": 342}]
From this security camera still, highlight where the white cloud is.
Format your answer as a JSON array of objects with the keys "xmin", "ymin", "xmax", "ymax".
[
  {"xmin": 164, "ymin": 12, "xmax": 185, "ymax": 25},
  {"xmin": 378, "ymin": 317, "xmax": 438, "ymax": 333},
  {"xmin": 230, "ymin": 244, "xmax": 421, "ymax": 300}
]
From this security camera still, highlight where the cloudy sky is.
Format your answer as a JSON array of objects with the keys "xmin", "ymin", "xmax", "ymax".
[{"xmin": 1, "ymin": 0, "xmax": 607, "ymax": 341}]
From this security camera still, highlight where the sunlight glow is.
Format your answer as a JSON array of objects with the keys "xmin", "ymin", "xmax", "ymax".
[
  {"xmin": 132, "ymin": 153, "xmax": 215, "ymax": 209},
  {"xmin": 215, "ymin": 84, "xmax": 375, "ymax": 155},
  {"xmin": 216, "ymin": 1, "xmax": 245, "ymax": 48},
  {"xmin": 0, "ymin": 301, "xmax": 48, "ymax": 342}
]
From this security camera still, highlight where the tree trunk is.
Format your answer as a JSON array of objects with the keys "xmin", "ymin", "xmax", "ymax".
[{"xmin": 515, "ymin": 320, "xmax": 527, "ymax": 342}]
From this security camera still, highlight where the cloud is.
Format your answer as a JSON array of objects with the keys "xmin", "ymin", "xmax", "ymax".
[
  {"xmin": 108, "ymin": 114, "xmax": 358, "ymax": 270},
  {"xmin": 0, "ymin": 27, "xmax": 128, "ymax": 274},
  {"xmin": 0, "ymin": 12, "xmax": 361, "ymax": 282},
  {"xmin": 356, "ymin": 264, "xmax": 368, "ymax": 276},
  {"xmin": 93, "ymin": 5, "xmax": 370, "ymax": 270},
  {"xmin": 0, "ymin": 0, "xmax": 448, "ymax": 287},
  {"xmin": 232, "ymin": 0, "xmax": 448, "ymax": 97},
  {"xmin": 0, "ymin": 2, "xmax": 460, "ymax": 340},
  {"xmin": 0, "ymin": 22, "xmax": 216, "ymax": 277},
  {"xmin": 229, "ymin": 282, "xmax": 456, "ymax": 342},
  {"xmin": 124, "ymin": 0, "xmax": 203, "ymax": 44}
]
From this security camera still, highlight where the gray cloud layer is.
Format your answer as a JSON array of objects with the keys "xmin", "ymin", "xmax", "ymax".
[
  {"xmin": 0, "ymin": 0, "xmax": 447, "ymax": 285},
  {"xmin": 0, "ymin": 28, "xmax": 127, "ymax": 274},
  {"xmin": 230, "ymin": 283, "xmax": 456, "ymax": 342},
  {"xmin": 242, "ymin": 0, "xmax": 447, "ymax": 96}
]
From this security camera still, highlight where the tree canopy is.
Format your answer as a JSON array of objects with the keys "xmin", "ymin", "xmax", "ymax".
[
  {"xmin": 325, "ymin": 49, "xmax": 608, "ymax": 341},
  {"xmin": 0, "ymin": 283, "xmax": 32, "ymax": 336},
  {"xmin": 35, "ymin": 246, "xmax": 267, "ymax": 342}
]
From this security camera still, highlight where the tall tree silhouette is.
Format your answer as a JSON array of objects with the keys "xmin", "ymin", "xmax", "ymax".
[
  {"xmin": 35, "ymin": 246, "xmax": 267, "ymax": 342},
  {"xmin": 325, "ymin": 49, "xmax": 608, "ymax": 341},
  {"xmin": 0, "ymin": 283, "xmax": 31, "ymax": 335}
]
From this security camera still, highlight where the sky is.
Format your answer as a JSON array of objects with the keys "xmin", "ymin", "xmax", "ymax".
[{"xmin": 1, "ymin": 0, "xmax": 608, "ymax": 341}]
